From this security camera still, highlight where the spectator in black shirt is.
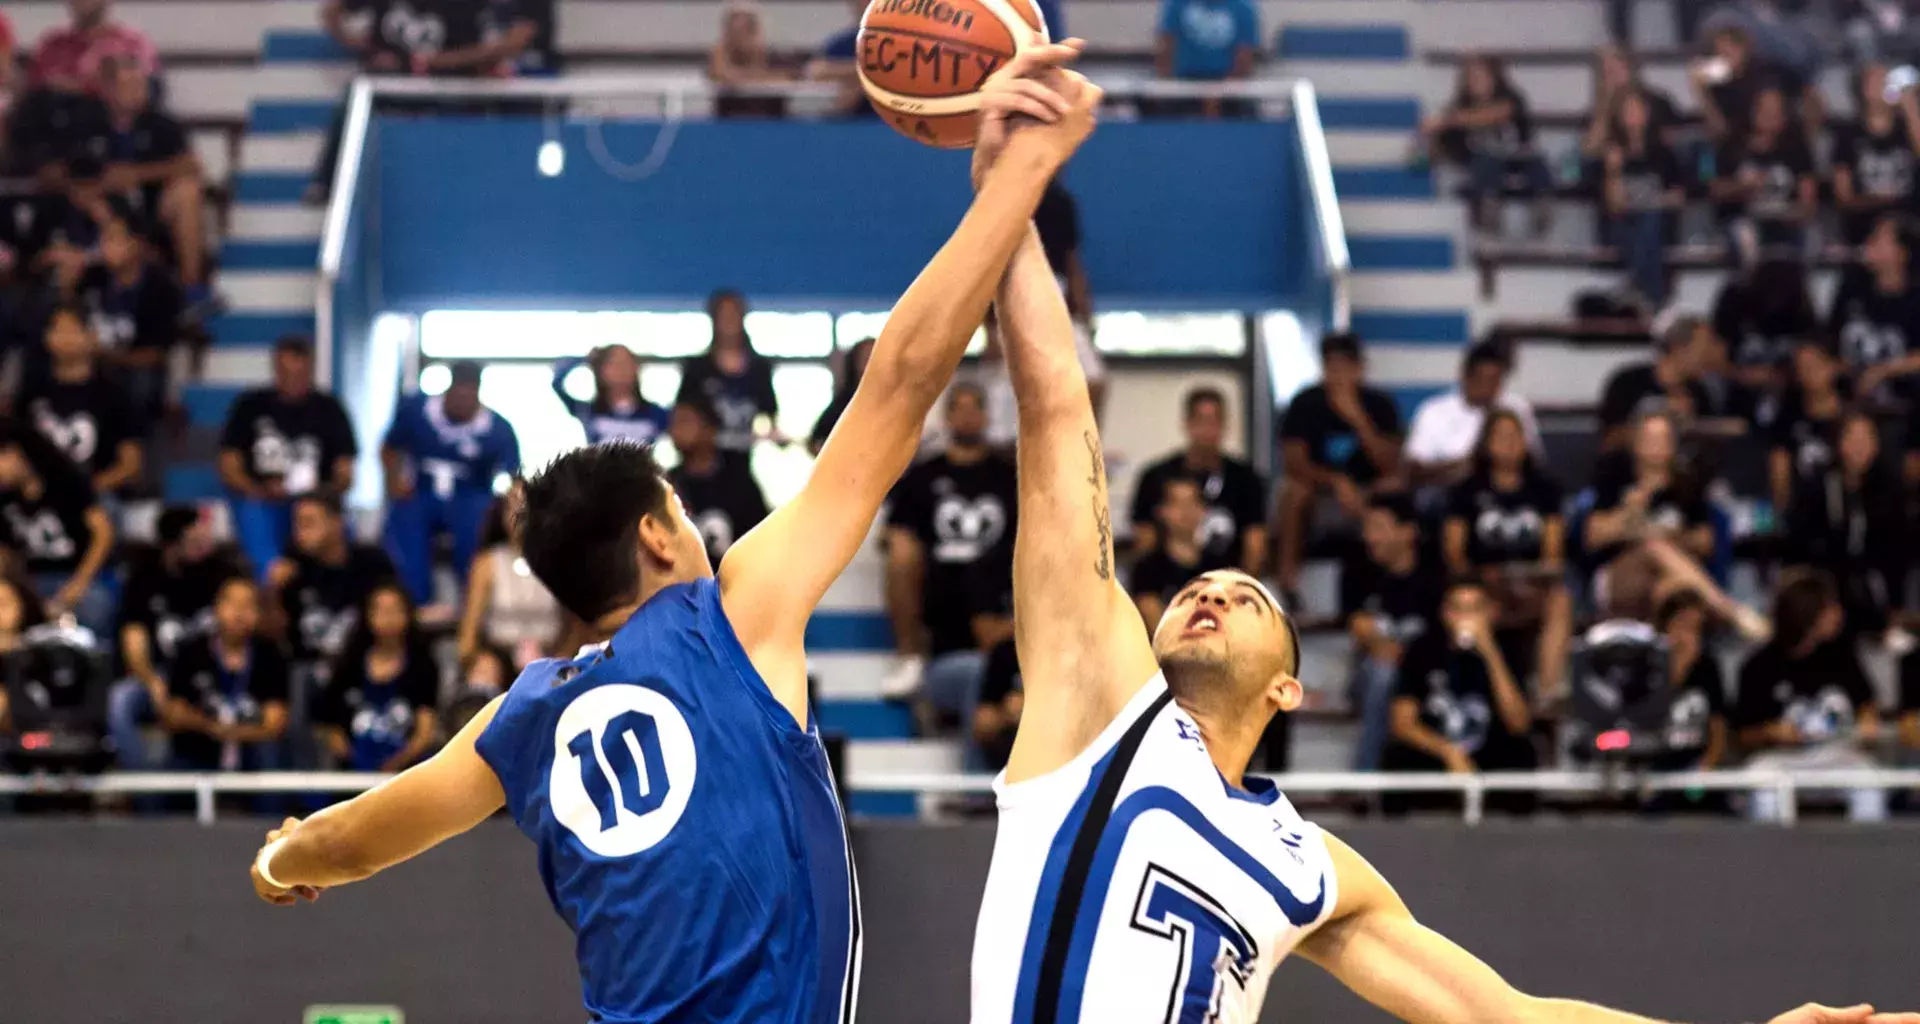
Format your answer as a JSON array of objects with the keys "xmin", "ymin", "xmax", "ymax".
[
  {"xmin": 266, "ymin": 494, "xmax": 399, "ymax": 686},
  {"xmin": 1443, "ymin": 409, "xmax": 1571, "ymax": 700},
  {"xmin": 1784, "ymin": 411, "xmax": 1907, "ymax": 639},
  {"xmin": 1129, "ymin": 474, "xmax": 1231, "ymax": 628},
  {"xmin": 1835, "ymin": 214, "xmax": 1920, "ymax": 403},
  {"xmin": 880, "ymin": 383, "xmax": 1018, "ymax": 723},
  {"xmin": 1585, "ymin": 411, "xmax": 1716, "ymax": 581},
  {"xmin": 164, "ymin": 575, "xmax": 289, "ymax": 772},
  {"xmin": 1711, "ymin": 257, "xmax": 1818, "ymax": 404},
  {"xmin": 1585, "ymin": 45, "xmax": 1682, "ymax": 167},
  {"xmin": 1604, "ymin": 89, "xmax": 1688, "ymax": 309},
  {"xmin": 677, "ymin": 288, "xmax": 781, "ymax": 457},
  {"xmin": 219, "ymin": 336, "xmax": 358, "ymax": 576},
  {"xmin": 1833, "ymin": 63, "xmax": 1920, "ymax": 245},
  {"xmin": 973, "ymin": 638, "xmax": 1024, "ymax": 773},
  {"xmin": 17, "ymin": 303, "xmax": 141, "ymax": 496},
  {"xmin": 1900, "ymin": 641, "xmax": 1920, "ymax": 762},
  {"xmin": 70, "ymin": 212, "xmax": 181, "ymax": 433},
  {"xmin": 107, "ymin": 506, "xmax": 241, "ymax": 771},
  {"xmin": 667, "ymin": 394, "xmax": 770, "ymax": 567},
  {"xmin": 1129, "ymin": 386, "xmax": 1268, "ymax": 577},
  {"xmin": 317, "ymin": 580, "xmax": 440, "ymax": 773},
  {"xmin": 1654, "ymin": 590, "xmax": 1731, "ymax": 773},
  {"xmin": 1710, "ymin": 85, "xmax": 1816, "ymax": 262},
  {"xmin": 1734, "ymin": 570, "xmax": 1888, "ymax": 821},
  {"xmin": 0, "ymin": 424, "xmax": 114, "ymax": 636},
  {"xmin": 1768, "ymin": 337, "xmax": 1849, "ymax": 520},
  {"xmin": 1344, "ymin": 494, "xmax": 1444, "ymax": 771},
  {"xmin": 1274, "ymin": 332, "xmax": 1402, "ymax": 597},
  {"xmin": 1692, "ymin": 23, "xmax": 1799, "ymax": 144},
  {"xmin": 809, "ymin": 337, "xmax": 873, "ymax": 455},
  {"xmin": 1597, "ymin": 315, "xmax": 1717, "ymax": 450},
  {"xmin": 0, "ymin": 572, "xmax": 47, "ymax": 737},
  {"xmin": 1421, "ymin": 54, "xmax": 1552, "ymax": 236}
]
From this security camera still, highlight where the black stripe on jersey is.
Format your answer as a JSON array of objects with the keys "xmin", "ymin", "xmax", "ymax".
[
  {"xmin": 1031, "ymin": 688, "xmax": 1175, "ymax": 1024},
  {"xmin": 839, "ymin": 809, "xmax": 863, "ymax": 1024}
]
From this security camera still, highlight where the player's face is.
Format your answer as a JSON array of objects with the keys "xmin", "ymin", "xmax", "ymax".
[
  {"xmin": 1152, "ymin": 570, "xmax": 1288, "ymax": 675},
  {"xmin": 214, "ymin": 580, "xmax": 260, "ymax": 637}
]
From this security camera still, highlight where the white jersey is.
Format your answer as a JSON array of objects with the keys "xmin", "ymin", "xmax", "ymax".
[{"xmin": 971, "ymin": 675, "xmax": 1339, "ymax": 1024}]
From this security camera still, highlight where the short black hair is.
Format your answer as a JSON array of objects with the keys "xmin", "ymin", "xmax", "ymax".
[
  {"xmin": 519, "ymin": 441, "xmax": 674, "ymax": 622},
  {"xmin": 1443, "ymin": 574, "xmax": 1490, "ymax": 600},
  {"xmin": 1320, "ymin": 332, "xmax": 1364, "ymax": 362},
  {"xmin": 1365, "ymin": 491, "xmax": 1418, "ymax": 524},
  {"xmin": 1462, "ymin": 341, "xmax": 1509, "ymax": 374},
  {"xmin": 274, "ymin": 335, "xmax": 315, "ymax": 359},
  {"xmin": 448, "ymin": 360, "xmax": 483, "ymax": 387},
  {"xmin": 292, "ymin": 492, "xmax": 343, "ymax": 517},
  {"xmin": 1184, "ymin": 386, "xmax": 1226, "ymax": 419},
  {"xmin": 156, "ymin": 505, "xmax": 200, "ymax": 546},
  {"xmin": 673, "ymin": 390, "xmax": 721, "ymax": 431},
  {"xmin": 947, "ymin": 380, "xmax": 987, "ymax": 408},
  {"xmin": 1771, "ymin": 569, "xmax": 1838, "ymax": 651}
]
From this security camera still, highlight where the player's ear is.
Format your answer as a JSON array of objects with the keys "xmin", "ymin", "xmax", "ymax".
[
  {"xmin": 635, "ymin": 512, "xmax": 678, "ymax": 569},
  {"xmin": 1266, "ymin": 673, "xmax": 1303, "ymax": 714}
]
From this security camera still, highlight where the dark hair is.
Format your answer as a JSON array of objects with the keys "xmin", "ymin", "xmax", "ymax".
[
  {"xmin": 706, "ymin": 288, "xmax": 753, "ymax": 352},
  {"xmin": 587, "ymin": 344, "xmax": 645, "ymax": 416},
  {"xmin": 1771, "ymin": 569, "xmax": 1838, "ymax": 652},
  {"xmin": 461, "ymin": 642, "xmax": 514, "ymax": 681},
  {"xmin": 292, "ymin": 492, "xmax": 344, "ymax": 518},
  {"xmin": 1453, "ymin": 54, "xmax": 1518, "ymax": 108},
  {"xmin": 1654, "ymin": 589, "xmax": 1708, "ymax": 632},
  {"xmin": 1158, "ymin": 472, "xmax": 1204, "ymax": 503},
  {"xmin": 947, "ymin": 380, "xmax": 987, "ymax": 409},
  {"xmin": 332, "ymin": 579, "xmax": 428, "ymax": 682},
  {"xmin": 1366, "ymin": 491, "xmax": 1419, "ymax": 524},
  {"xmin": 0, "ymin": 568, "xmax": 49, "ymax": 632},
  {"xmin": 1462, "ymin": 341, "xmax": 1509, "ymax": 375},
  {"xmin": 1183, "ymin": 386, "xmax": 1226, "ymax": 420},
  {"xmin": 448, "ymin": 360, "xmax": 483, "ymax": 387},
  {"xmin": 1443, "ymin": 574, "xmax": 1490, "ymax": 601},
  {"xmin": 477, "ymin": 493, "xmax": 517, "ymax": 550},
  {"xmin": 156, "ymin": 505, "xmax": 201, "ymax": 547},
  {"xmin": 1320, "ymin": 332, "xmax": 1364, "ymax": 363},
  {"xmin": 214, "ymin": 573, "xmax": 261, "ymax": 606},
  {"xmin": 674, "ymin": 390, "xmax": 722, "ymax": 432},
  {"xmin": 273, "ymin": 335, "xmax": 315, "ymax": 359},
  {"xmin": 1467, "ymin": 407, "xmax": 1540, "ymax": 482},
  {"xmin": 519, "ymin": 441, "xmax": 674, "ymax": 622},
  {"xmin": 1747, "ymin": 260, "xmax": 1815, "ymax": 324}
]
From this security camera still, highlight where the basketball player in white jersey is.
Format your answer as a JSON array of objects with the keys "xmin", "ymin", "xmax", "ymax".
[{"xmin": 964, "ymin": 102, "xmax": 1920, "ymax": 1024}]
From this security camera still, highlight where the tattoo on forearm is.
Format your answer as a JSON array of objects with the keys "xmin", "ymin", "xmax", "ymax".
[{"xmin": 1085, "ymin": 431, "xmax": 1112, "ymax": 581}]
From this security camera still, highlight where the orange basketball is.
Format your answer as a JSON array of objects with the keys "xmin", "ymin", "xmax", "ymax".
[{"xmin": 856, "ymin": 0, "xmax": 1050, "ymax": 148}]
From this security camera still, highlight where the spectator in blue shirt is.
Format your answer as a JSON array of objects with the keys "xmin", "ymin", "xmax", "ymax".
[
  {"xmin": 1153, "ymin": 0, "xmax": 1259, "ymax": 118},
  {"xmin": 381, "ymin": 361, "xmax": 520, "ymax": 605}
]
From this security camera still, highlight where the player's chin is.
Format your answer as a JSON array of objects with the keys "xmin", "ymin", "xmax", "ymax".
[{"xmin": 1155, "ymin": 634, "xmax": 1229, "ymax": 667}]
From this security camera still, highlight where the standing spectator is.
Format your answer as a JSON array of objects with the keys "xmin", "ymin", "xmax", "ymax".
[
  {"xmin": 1710, "ymin": 85, "xmax": 1817, "ymax": 262},
  {"xmin": 1833, "ymin": 64, "xmax": 1920, "ymax": 245},
  {"xmin": 1597, "ymin": 315, "xmax": 1716, "ymax": 450},
  {"xmin": 1768, "ymin": 337, "xmax": 1848, "ymax": 521},
  {"xmin": 0, "ymin": 425, "xmax": 113, "ymax": 636},
  {"xmin": 108, "ymin": 506, "xmax": 238, "ymax": 772},
  {"xmin": 879, "ymin": 384, "xmax": 1017, "ymax": 718},
  {"xmin": 1129, "ymin": 386, "xmax": 1268, "ymax": 575},
  {"xmin": 164, "ymin": 575, "xmax": 288, "ymax": 773},
  {"xmin": 219, "ymin": 336, "xmax": 357, "ymax": 576},
  {"xmin": 316, "ymin": 580, "xmax": 440, "ymax": 773},
  {"xmin": 1604, "ymin": 89, "xmax": 1688, "ymax": 310},
  {"xmin": 1403, "ymin": 342, "xmax": 1542, "ymax": 487},
  {"xmin": 1151, "ymin": 0, "xmax": 1260, "ymax": 119},
  {"xmin": 455, "ymin": 491, "xmax": 561, "ymax": 671},
  {"xmin": 552, "ymin": 344, "xmax": 670, "ymax": 447},
  {"xmin": 266, "ymin": 494, "xmax": 397, "ymax": 687},
  {"xmin": 70, "ymin": 212, "xmax": 182, "ymax": 433},
  {"xmin": 677, "ymin": 288, "xmax": 780, "ymax": 457},
  {"xmin": 1733, "ymin": 570, "xmax": 1887, "ymax": 822},
  {"xmin": 1711, "ymin": 257, "xmax": 1818, "ymax": 402},
  {"xmin": 16, "ymin": 303, "xmax": 141, "ymax": 496},
  {"xmin": 1343, "ymin": 494, "xmax": 1444, "ymax": 771},
  {"xmin": 29, "ymin": 0, "xmax": 158, "ymax": 94},
  {"xmin": 809, "ymin": 337, "xmax": 873, "ymax": 455},
  {"xmin": 1273, "ymin": 332, "xmax": 1403, "ymax": 598},
  {"xmin": 708, "ymin": 0, "xmax": 792, "ymax": 119},
  {"xmin": 1421, "ymin": 55, "xmax": 1551, "ymax": 236},
  {"xmin": 666, "ymin": 394, "xmax": 769, "ymax": 568},
  {"xmin": 1443, "ymin": 409, "xmax": 1572, "ymax": 701},
  {"xmin": 380, "ymin": 361, "xmax": 520, "ymax": 605},
  {"xmin": 1834, "ymin": 215, "xmax": 1920, "ymax": 403},
  {"xmin": 1783, "ymin": 411, "xmax": 1906, "ymax": 640},
  {"xmin": 1128, "ymin": 474, "xmax": 1230, "ymax": 628}
]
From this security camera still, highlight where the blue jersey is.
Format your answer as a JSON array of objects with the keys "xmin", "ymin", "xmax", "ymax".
[
  {"xmin": 552, "ymin": 358, "xmax": 671, "ymax": 446},
  {"xmin": 475, "ymin": 578, "xmax": 862, "ymax": 1024},
  {"xmin": 383, "ymin": 394, "xmax": 521, "ymax": 500}
]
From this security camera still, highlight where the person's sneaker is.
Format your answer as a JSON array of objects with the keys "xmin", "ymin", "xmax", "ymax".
[{"xmin": 876, "ymin": 654, "xmax": 925, "ymax": 701}]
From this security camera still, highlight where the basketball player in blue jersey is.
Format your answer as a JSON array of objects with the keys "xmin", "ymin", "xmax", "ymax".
[
  {"xmin": 966, "ymin": 111, "xmax": 1920, "ymax": 1024},
  {"xmin": 244, "ymin": 45, "xmax": 1101, "ymax": 1024}
]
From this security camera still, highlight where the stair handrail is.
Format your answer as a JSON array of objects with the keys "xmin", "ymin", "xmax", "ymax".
[{"xmin": 1289, "ymin": 78, "xmax": 1350, "ymax": 331}]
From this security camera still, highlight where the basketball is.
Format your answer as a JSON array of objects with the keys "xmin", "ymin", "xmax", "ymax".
[{"xmin": 856, "ymin": 0, "xmax": 1050, "ymax": 148}]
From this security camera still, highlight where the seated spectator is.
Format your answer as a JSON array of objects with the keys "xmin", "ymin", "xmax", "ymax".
[
  {"xmin": 219, "ymin": 336, "xmax": 357, "ymax": 575},
  {"xmin": 1443, "ymin": 409, "xmax": 1572, "ymax": 700},
  {"xmin": 1604, "ymin": 89, "xmax": 1688, "ymax": 310},
  {"xmin": 1901, "ymin": 640, "xmax": 1920, "ymax": 762},
  {"xmin": 666, "ymin": 394, "xmax": 770, "ymax": 568},
  {"xmin": 1598, "ymin": 315, "xmax": 1717, "ymax": 449},
  {"xmin": 0, "ymin": 424, "xmax": 113, "ymax": 636},
  {"xmin": 70, "ymin": 211, "xmax": 182, "ymax": 433},
  {"xmin": 1651, "ymin": 589, "xmax": 1731, "ymax": 774},
  {"xmin": 1711, "ymin": 257, "xmax": 1818, "ymax": 404},
  {"xmin": 552, "ymin": 344, "xmax": 670, "ymax": 447},
  {"xmin": 1710, "ymin": 85, "xmax": 1816, "ymax": 263},
  {"xmin": 708, "ymin": 0, "xmax": 792, "ymax": 119},
  {"xmin": 1833, "ymin": 64, "xmax": 1920, "ymax": 245},
  {"xmin": 1691, "ymin": 19, "xmax": 1817, "ymax": 142},
  {"xmin": 1343, "ymin": 494, "xmax": 1443, "ymax": 772},
  {"xmin": 1733, "ymin": 570, "xmax": 1887, "ymax": 822},
  {"xmin": 310, "ymin": 0, "xmax": 536, "ymax": 200},
  {"xmin": 1273, "ymin": 332, "xmax": 1402, "ymax": 597},
  {"xmin": 381, "ymin": 361, "xmax": 520, "ymax": 606},
  {"xmin": 458, "ymin": 643, "xmax": 514, "ymax": 700},
  {"xmin": 456, "ymin": 490, "xmax": 561, "ymax": 671},
  {"xmin": 16, "ymin": 303, "xmax": 140, "ymax": 496},
  {"xmin": 1129, "ymin": 386, "xmax": 1267, "ymax": 576},
  {"xmin": 1384, "ymin": 576, "xmax": 1537, "ymax": 806},
  {"xmin": 316, "ymin": 580, "xmax": 440, "ymax": 773},
  {"xmin": 1783, "ymin": 410, "xmax": 1906, "ymax": 640},
  {"xmin": 0, "ymin": 572, "xmax": 47, "ymax": 734},
  {"xmin": 1150, "ymin": 0, "xmax": 1260, "ymax": 119},
  {"xmin": 1584, "ymin": 410, "xmax": 1717, "ymax": 584},
  {"xmin": 1845, "ymin": 0, "xmax": 1920, "ymax": 68},
  {"xmin": 266, "ymin": 494, "xmax": 398, "ymax": 686},
  {"xmin": 1833, "ymin": 215, "xmax": 1920, "ymax": 402},
  {"xmin": 107, "ymin": 505, "xmax": 239, "ymax": 771},
  {"xmin": 809, "ymin": 337, "xmax": 874, "ymax": 455},
  {"xmin": 678, "ymin": 289, "xmax": 782, "ymax": 457},
  {"xmin": 164, "ymin": 575, "xmax": 288, "ymax": 772},
  {"xmin": 1403, "ymin": 342, "xmax": 1541, "ymax": 488},
  {"xmin": 29, "ymin": 0, "xmax": 157, "ymax": 95},
  {"xmin": 802, "ymin": 0, "xmax": 871, "ymax": 117},
  {"xmin": 1585, "ymin": 45, "xmax": 1681, "ymax": 165},
  {"xmin": 1768, "ymin": 337, "xmax": 1849, "ymax": 519},
  {"xmin": 1420, "ymin": 55, "xmax": 1550, "ymax": 236},
  {"xmin": 1129, "ymin": 473, "xmax": 1230, "ymax": 627},
  {"xmin": 972, "ymin": 638, "xmax": 1023, "ymax": 773},
  {"xmin": 879, "ymin": 384, "xmax": 1017, "ymax": 719}
]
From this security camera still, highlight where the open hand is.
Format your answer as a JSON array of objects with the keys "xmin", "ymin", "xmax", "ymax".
[
  {"xmin": 1768, "ymin": 1005, "xmax": 1920, "ymax": 1024},
  {"xmin": 971, "ymin": 39, "xmax": 1089, "ymax": 186}
]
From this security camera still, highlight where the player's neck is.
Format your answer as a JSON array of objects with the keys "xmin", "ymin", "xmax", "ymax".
[
  {"xmin": 585, "ymin": 570, "xmax": 700, "ymax": 638},
  {"xmin": 1183, "ymin": 703, "xmax": 1266, "ymax": 790}
]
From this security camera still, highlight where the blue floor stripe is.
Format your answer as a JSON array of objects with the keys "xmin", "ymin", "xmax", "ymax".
[
  {"xmin": 211, "ymin": 311, "xmax": 315, "ymax": 347},
  {"xmin": 179, "ymin": 385, "xmax": 245, "ymax": 429},
  {"xmin": 163, "ymin": 464, "xmax": 224, "ymax": 503},
  {"xmin": 806, "ymin": 611, "xmax": 893, "ymax": 652},
  {"xmin": 815, "ymin": 699, "xmax": 913, "ymax": 739},
  {"xmin": 1278, "ymin": 24, "xmax": 1410, "ymax": 61},
  {"xmin": 251, "ymin": 100, "xmax": 338, "ymax": 134},
  {"xmin": 1349, "ymin": 310, "xmax": 1471, "ymax": 346},
  {"xmin": 234, "ymin": 172, "xmax": 311, "ymax": 204},
  {"xmin": 263, "ymin": 31, "xmax": 355, "ymax": 63},
  {"xmin": 1333, "ymin": 164, "xmax": 1434, "ymax": 199},
  {"xmin": 224, "ymin": 239, "xmax": 319, "ymax": 271},
  {"xmin": 847, "ymin": 792, "xmax": 917, "ymax": 817},
  {"xmin": 1348, "ymin": 234, "xmax": 1455, "ymax": 272},
  {"xmin": 1317, "ymin": 97, "xmax": 1420, "ymax": 131}
]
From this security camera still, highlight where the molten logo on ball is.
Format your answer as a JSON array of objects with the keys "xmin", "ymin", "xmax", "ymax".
[
  {"xmin": 857, "ymin": 0, "xmax": 1049, "ymax": 148},
  {"xmin": 870, "ymin": 0, "xmax": 978, "ymax": 32}
]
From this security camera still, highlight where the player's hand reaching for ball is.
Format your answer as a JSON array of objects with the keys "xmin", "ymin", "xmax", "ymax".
[
  {"xmin": 1766, "ymin": 1004, "xmax": 1920, "ymax": 1024},
  {"xmin": 970, "ymin": 39, "xmax": 1097, "ymax": 187}
]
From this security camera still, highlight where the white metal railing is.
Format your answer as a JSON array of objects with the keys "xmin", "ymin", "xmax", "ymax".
[
  {"xmin": 4, "ymin": 768, "xmax": 1918, "ymax": 827},
  {"xmin": 1288, "ymin": 79, "xmax": 1351, "ymax": 332}
]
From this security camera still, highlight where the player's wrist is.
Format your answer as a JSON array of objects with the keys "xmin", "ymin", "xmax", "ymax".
[{"xmin": 254, "ymin": 837, "xmax": 291, "ymax": 889}]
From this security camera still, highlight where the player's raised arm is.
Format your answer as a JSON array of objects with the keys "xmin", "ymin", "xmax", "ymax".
[
  {"xmin": 718, "ymin": 47, "xmax": 1098, "ymax": 713},
  {"xmin": 1299, "ymin": 834, "xmax": 1920, "ymax": 1024}
]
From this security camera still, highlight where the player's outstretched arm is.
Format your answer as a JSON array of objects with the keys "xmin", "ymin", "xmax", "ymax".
[
  {"xmin": 249, "ymin": 696, "xmax": 508, "ymax": 902},
  {"xmin": 1299, "ymin": 834, "xmax": 1920, "ymax": 1024},
  {"xmin": 718, "ymin": 48, "xmax": 1097, "ymax": 715}
]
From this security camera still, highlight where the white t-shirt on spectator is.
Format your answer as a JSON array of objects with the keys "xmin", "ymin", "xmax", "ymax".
[{"xmin": 1403, "ymin": 389, "xmax": 1542, "ymax": 467}]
